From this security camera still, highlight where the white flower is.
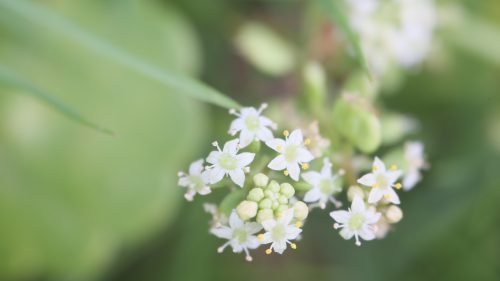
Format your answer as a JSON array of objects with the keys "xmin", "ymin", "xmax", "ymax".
[
  {"xmin": 302, "ymin": 158, "xmax": 343, "ymax": 209},
  {"xmin": 206, "ymin": 139, "xmax": 255, "ymax": 187},
  {"xmin": 228, "ymin": 104, "xmax": 277, "ymax": 148},
  {"xmin": 266, "ymin": 129, "xmax": 314, "ymax": 181},
  {"xmin": 330, "ymin": 196, "xmax": 381, "ymax": 246},
  {"xmin": 403, "ymin": 141, "xmax": 427, "ymax": 190},
  {"xmin": 259, "ymin": 209, "xmax": 302, "ymax": 254},
  {"xmin": 178, "ymin": 159, "xmax": 211, "ymax": 201},
  {"xmin": 211, "ymin": 211, "xmax": 262, "ymax": 261},
  {"xmin": 357, "ymin": 157, "xmax": 402, "ymax": 204}
]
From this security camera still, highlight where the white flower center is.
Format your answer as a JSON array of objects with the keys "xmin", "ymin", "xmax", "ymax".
[
  {"xmin": 284, "ymin": 145, "xmax": 298, "ymax": 162},
  {"xmin": 244, "ymin": 115, "xmax": 260, "ymax": 131},
  {"xmin": 320, "ymin": 179, "xmax": 335, "ymax": 195},
  {"xmin": 376, "ymin": 174, "xmax": 389, "ymax": 188},
  {"xmin": 271, "ymin": 224, "xmax": 286, "ymax": 241},
  {"xmin": 232, "ymin": 228, "xmax": 248, "ymax": 244},
  {"xmin": 348, "ymin": 213, "xmax": 365, "ymax": 231},
  {"xmin": 218, "ymin": 153, "xmax": 237, "ymax": 170},
  {"xmin": 188, "ymin": 175, "xmax": 205, "ymax": 191}
]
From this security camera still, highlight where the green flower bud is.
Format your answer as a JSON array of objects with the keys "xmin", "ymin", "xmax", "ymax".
[
  {"xmin": 264, "ymin": 190, "xmax": 274, "ymax": 198},
  {"xmin": 272, "ymin": 201, "xmax": 279, "ymax": 210},
  {"xmin": 278, "ymin": 195, "xmax": 288, "ymax": 204},
  {"xmin": 247, "ymin": 187, "xmax": 264, "ymax": 202},
  {"xmin": 253, "ymin": 173, "xmax": 269, "ymax": 187},
  {"xmin": 386, "ymin": 205, "xmax": 403, "ymax": 224},
  {"xmin": 236, "ymin": 200, "xmax": 258, "ymax": 220},
  {"xmin": 268, "ymin": 180, "xmax": 281, "ymax": 193},
  {"xmin": 256, "ymin": 209, "xmax": 274, "ymax": 223},
  {"xmin": 275, "ymin": 204, "xmax": 289, "ymax": 217},
  {"xmin": 293, "ymin": 201, "xmax": 309, "ymax": 221},
  {"xmin": 259, "ymin": 198, "xmax": 272, "ymax": 209},
  {"xmin": 280, "ymin": 183, "xmax": 295, "ymax": 198}
]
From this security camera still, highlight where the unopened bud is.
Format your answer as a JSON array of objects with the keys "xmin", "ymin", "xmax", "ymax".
[
  {"xmin": 268, "ymin": 180, "xmax": 281, "ymax": 193},
  {"xmin": 253, "ymin": 173, "xmax": 269, "ymax": 187},
  {"xmin": 236, "ymin": 200, "xmax": 258, "ymax": 220},
  {"xmin": 247, "ymin": 187, "xmax": 264, "ymax": 202},
  {"xmin": 256, "ymin": 209, "xmax": 274, "ymax": 223},
  {"xmin": 280, "ymin": 183, "xmax": 295, "ymax": 198},
  {"xmin": 259, "ymin": 198, "xmax": 272, "ymax": 209},
  {"xmin": 293, "ymin": 201, "xmax": 309, "ymax": 221},
  {"xmin": 386, "ymin": 205, "xmax": 403, "ymax": 223}
]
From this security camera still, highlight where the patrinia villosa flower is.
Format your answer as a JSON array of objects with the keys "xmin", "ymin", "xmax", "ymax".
[
  {"xmin": 207, "ymin": 139, "xmax": 255, "ymax": 187},
  {"xmin": 211, "ymin": 211, "xmax": 262, "ymax": 261},
  {"xmin": 403, "ymin": 141, "xmax": 427, "ymax": 190},
  {"xmin": 178, "ymin": 159, "xmax": 211, "ymax": 201},
  {"xmin": 258, "ymin": 209, "xmax": 302, "ymax": 254},
  {"xmin": 302, "ymin": 158, "xmax": 343, "ymax": 209},
  {"xmin": 330, "ymin": 196, "xmax": 381, "ymax": 246},
  {"xmin": 228, "ymin": 104, "xmax": 277, "ymax": 148},
  {"xmin": 357, "ymin": 157, "xmax": 402, "ymax": 204},
  {"xmin": 266, "ymin": 129, "xmax": 314, "ymax": 181}
]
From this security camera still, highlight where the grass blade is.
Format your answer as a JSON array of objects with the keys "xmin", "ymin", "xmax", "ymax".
[
  {"xmin": 0, "ymin": 0, "xmax": 241, "ymax": 109},
  {"xmin": 0, "ymin": 65, "xmax": 114, "ymax": 135},
  {"xmin": 318, "ymin": 0, "xmax": 371, "ymax": 78}
]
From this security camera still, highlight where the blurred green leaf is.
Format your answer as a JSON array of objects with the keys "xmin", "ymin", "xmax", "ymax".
[
  {"xmin": 0, "ymin": 65, "xmax": 113, "ymax": 135},
  {"xmin": 318, "ymin": 0, "xmax": 371, "ymax": 77},
  {"xmin": 0, "ymin": 0, "xmax": 240, "ymax": 109}
]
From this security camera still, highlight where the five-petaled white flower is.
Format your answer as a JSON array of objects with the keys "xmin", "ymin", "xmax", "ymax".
[
  {"xmin": 302, "ymin": 158, "xmax": 343, "ymax": 209},
  {"xmin": 259, "ymin": 209, "xmax": 302, "ymax": 254},
  {"xmin": 228, "ymin": 104, "xmax": 277, "ymax": 148},
  {"xmin": 330, "ymin": 196, "xmax": 381, "ymax": 246},
  {"xmin": 211, "ymin": 211, "xmax": 262, "ymax": 261},
  {"xmin": 266, "ymin": 129, "xmax": 314, "ymax": 181},
  {"xmin": 357, "ymin": 157, "xmax": 402, "ymax": 204},
  {"xmin": 178, "ymin": 159, "xmax": 211, "ymax": 201},
  {"xmin": 403, "ymin": 141, "xmax": 427, "ymax": 190},
  {"xmin": 207, "ymin": 139, "xmax": 255, "ymax": 187}
]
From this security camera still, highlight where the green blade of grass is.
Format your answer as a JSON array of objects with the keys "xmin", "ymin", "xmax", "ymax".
[
  {"xmin": 0, "ymin": 0, "xmax": 241, "ymax": 110},
  {"xmin": 318, "ymin": 0, "xmax": 371, "ymax": 78},
  {"xmin": 0, "ymin": 65, "xmax": 114, "ymax": 135}
]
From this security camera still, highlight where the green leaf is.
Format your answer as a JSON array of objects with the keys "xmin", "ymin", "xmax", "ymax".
[
  {"xmin": 0, "ymin": 0, "xmax": 240, "ymax": 110},
  {"xmin": 318, "ymin": 0, "xmax": 371, "ymax": 77},
  {"xmin": 0, "ymin": 65, "xmax": 113, "ymax": 135}
]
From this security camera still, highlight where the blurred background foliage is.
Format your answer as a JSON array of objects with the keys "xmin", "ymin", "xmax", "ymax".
[{"xmin": 0, "ymin": 0, "xmax": 500, "ymax": 281}]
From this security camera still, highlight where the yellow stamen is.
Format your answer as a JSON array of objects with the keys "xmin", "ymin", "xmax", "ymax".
[
  {"xmin": 384, "ymin": 194, "xmax": 391, "ymax": 200},
  {"xmin": 394, "ymin": 183, "xmax": 402, "ymax": 190},
  {"xmin": 295, "ymin": 221, "xmax": 302, "ymax": 228},
  {"xmin": 301, "ymin": 163, "xmax": 309, "ymax": 170},
  {"xmin": 290, "ymin": 243, "xmax": 297, "ymax": 250},
  {"xmin": 276, "ymin": 145, "xmax": 283, "ymax": 151},
  {"xmin": 304, "ymin": 138, "xmax": 311, "ymax": 145},
  {"xmin": 283, "ymin": 130, "xmax": 289, "ymax": 137},
  {"xmin": 284, "ymin": 170, "xmax": 289, "ymax": 176},
  {"xmin": 258, "ymin": 234, "xmax": 264, "ymax": 241},
  {"xmin": 373, "ymin": 166, "xmax": 378, "ymax": 172},
  {"xmin": 265, "ymin": 248, "xmax": 272, "ymax": 255},
  {"xmin": 390, "ymin": 165, "xmax": 398, "ymax": 171}
]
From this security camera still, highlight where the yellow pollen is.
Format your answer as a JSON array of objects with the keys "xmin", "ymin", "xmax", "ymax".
[
  {"xmin": 265, "ymin": 248, "xmax": 272, "ymax": 255},
  {"xmin": 304, "ymin": 138, "xmax": 311, "ymax": 145},
  {"xmin": 283, "ymin": 130, "xmax": 290, "ymax": 137},
  {"xmin": 284, "ymin": 170, "xmax": 289, "ymax": 176},
  {"xmin": 373, "ymin": 166, "xmax": 378, "ymax": 172},
  {"xmin": 295, "ymin": 221, "xmax": 302, "ymax": 228},
  {"xmin": 276, "ymin": 145, "xmax": 283, "ymax": 151},
  {"xmin": 258, "ymin": 234, "xmax": 264, "ymax": 241},
  {"xmin": 394, "ymin": 183, "xmax": 402, "ymax": 189},
  {"xmin": 301, "ymin": 163, "xmax": 309, "ymax": 170},
  {"xmin": 390, "ymin": 165, "xmax": 398, "ymax": 171},
  {"xmin": 384, "ymin": 194, "xmax": 391, "ymax": 200},
  {"xmin": 290, "ymin": 243, "xmax": 297, "ymax": 250}
]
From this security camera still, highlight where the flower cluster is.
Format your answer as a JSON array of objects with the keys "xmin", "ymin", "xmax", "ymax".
[{"xmin": 178, "ymin": 104, "xmax": 428, "ymax": 260}]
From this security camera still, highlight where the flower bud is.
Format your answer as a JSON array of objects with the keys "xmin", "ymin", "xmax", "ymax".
[
  {"xmin": 247, "ymin": 187, "xmax": 264, "ymax": 202},
  {"xmin": 347, "ymin": 185, "xmax": 365, "ymax": 201},
  {"xmin": 236, "ymin": 200, "xmax": 258, "ymax": 220},
  {"xmin": 268, "ymin": 180, "xmax": 281, "ymax": 193},
  {"xmin": 275, "ymin": 204, "xmax": 289, "ymax": 217},
  {"xmin": 259, "ymin": 198, "xmax": 272, "ymax": 209},
  {"xmin": 253, "ymin": 173, "xmax": 269, "ymax": 187},
  {"xmin": 272, "ymin": 201, "xmax": 279, "ymax": 210},
  {"xmin": 280, "ymin": 183, "xmax": 295, "ymax": 198},
  {"xmin": 278, "ymin": 195, "xmax": 288, "ymax": 204},
  {"xmin": 386, "ymin": 205, "xmax": 403, "ymax": 223},
  {"xmin": 256, "ymin": 209, "xmax": 274, "ymax": 223},
  {"xmin": 293, "ymin": 201, "xmax": 309, "ymax": 221}
]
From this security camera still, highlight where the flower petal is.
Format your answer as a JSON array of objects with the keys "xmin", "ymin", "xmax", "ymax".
[
  {"xmin": 238, "ymin": 129, "xmax": 255, "ymax": 148},
  {"xmin": 260, "ymin": 232, "xmax": 272, "ymax": 244},
  {"xmin": 246, "ymin": 236, "xmax": 260, "ymax": 249},
  {"xmin": 229, "ymin": 211, "xmax": 244, "ymax": 228},
  {"xmin": 287, "ymin": 162, "xmax": 300, "ymax": 181},
  {"xmin": 229, "ymin": 169, "xmax": 245, "ymax": 187},
  {"xmin": 288, "ymin": 129, "xmax": 303, "ymax": 145},
  {"xmin": 245, "ymin": 222, "xmax": 263, "ymax": 234},
  {"xmin": 386, "ymin": 188, "xmax": 400, "ymax": 204},
  {"xmin": 198, "ymin": 186, "xmax": 212, "ymax": 195},
  {"xmin": 339, "ymin": 228, "xmax": 354, "ymax": 240},
  {"xmin": 266, "ymin": 138, "xmax": 286, "ymax": 152},
  {"xmin": 268, "ymin": 155, "xmax": 287, "ymax": 171},
  {"xmin": 297, "ymin": 148, "xmax": 314, "ymax": 162},
  {"xmin": 403, "ymin": 170, "xmax": 421, "ymax": 190},
  {"xmin": 210, "ymin": 226, "xmax": 232, "ymax": 239},
  {"xmin": 386, "ymin": 170, "xmax": 402, "ymax": 184},
  {"xmin": 273, "ymin": 241, "xmax": 287, "ymax": 254},
  {"xmin": 189, "ymin": 159, "xmax": 204, "ymax": 175},
  {"xmin": 223, "ymin": 139, "xmax": 240, "ymax": 154},
  {"xmin": 261, "ymin": 220, "xmax": 277, "ymax": 231},
  {"xmin": 304, "ymin": 187, "xmax": 321, "ymax": 203},
  {"xmin": 206, "ymin": 151, "xmax": 221, "ymax": 165},
  {"xmin": 236, "ymin": 152, "xmax": 255, "ymax": 168},
  {"xmin": 351, "ymin": 196, "xmax": 366, "ymax": 213},
  {"xmin": 259, "ymin": 116, "xmax": 276, "ymax": 129},
  {"xmin": 256, "ymin": 127, "xmax": 274, "ymax": 142},
  {"xmin": 368, "ymin": 188, "xmax": 384, "ymax": 204},
  {"xmin": 357, "ymin": 173, "xmax": 376, "ymax": 187},
  {"xmin": 321, "ymin": 158, "xmax": 333, "ymax": 178},
  {"xmin": 365, "ymin": 211, "xmax": 381, "ymax": 224},
  {"xmin": 229, "ymin": 118, "xmax": 244, "ymax": 135},
  {"xmin": 358, "ymin": 225, "xmax": 376, "ymax": 241},
  {"xmin": 301, "ymin": 171, "xmax": 321, "ymax": 186},
  {"xmin": 280, "ymin": 209, "xmax": 295, "ymax": 225},
  {"xmin": 373, "ymin": 157, "xmax": 386, "ymax": 173},
  {"xmin": 330, "ymin": 210, "xmax": 350, "ymax": 224},
  {"xmin": 285, "ymin": 226, "xmax": 302, "ymax": 240},
  {"xmin": 209, "ymin": 167, "xmax": 225, "ymax": 184}
]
